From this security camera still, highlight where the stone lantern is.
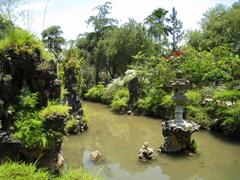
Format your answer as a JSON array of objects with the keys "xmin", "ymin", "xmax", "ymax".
[
  {"xmin": 170, "ymin": 72, "xmax": 189, "ymax": 125},
  {"xmin": 159, "ymin": 72, "xmax": 199, "ymax": 153}
]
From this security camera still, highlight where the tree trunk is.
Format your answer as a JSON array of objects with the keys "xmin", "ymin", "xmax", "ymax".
[{"xmin": 95, "ymin": 67, "xmax": 100, "ymax": 85}]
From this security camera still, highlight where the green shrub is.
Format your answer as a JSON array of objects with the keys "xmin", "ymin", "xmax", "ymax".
[
  {"xmin": 13, "ymin": 92, "xmax": 65, "ymax": 150},
  {"xmin": 135, "ymin": 98, "xmax": 149, "ymax": 113},
  {"xmin": 111, "ymin": 88, "xmax": 129, "ymax": 113},
  {"xmin": 13, "ymin": 111, "xmax": 57, "ymax": 150},
  {"xmin": 135, "ymin": 88, "xmax": 168, "ymax": 115},
  {"xmin": 84, "ymin": 83, "xmax": 107, "ymax": 102},
  {"xmin": 40, "ymin": 102, "xmax": 70, "ymax": 117},
  {"xmin": 220, "ymin": 102, "xmax": 240, "ymax": 137},
  {"xmin": 19, "ymin": 89, "xmax": 39, "ymax": 110},
  {"xmin": 160, "ymin": 94, "xmax": 175, "ymax": 118},
  {"xmin": 0, "ymin": 162, "xmax": 51, "ymax": 180},
  {"xmin": 161, "ymin": 94, "xmax": 174, "ymax": 108},
  {"xmin": 143, "ymin": 88, "xmax": 166, "ymax": 115},
  {"xmin": 186, "ymin": 105, "xmax": 211, "ymax": 127},
  {"xmin": 185, "ymin": 90, "xmax": 202, "ymax": 105},
  {"xmin": 213, "ymin": 89, "xmax": 240, "ymax": 104}
]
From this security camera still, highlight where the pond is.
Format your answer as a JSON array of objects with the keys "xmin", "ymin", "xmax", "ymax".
[{"xmin": 62, "ymin": 102, "xmax": 240, "ymax": 180}]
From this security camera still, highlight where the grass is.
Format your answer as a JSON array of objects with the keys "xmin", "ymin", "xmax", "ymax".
[
  {"xmin": 0, "ymin": 162, "xmax": 50, "ymax": 180},
  {"xmin": 0, "ymin": 162, "xmax": 101, "ymax": 180},
  {"xmin": 40, "ymin": 102, "xmax": 70, "ymax": 117}
]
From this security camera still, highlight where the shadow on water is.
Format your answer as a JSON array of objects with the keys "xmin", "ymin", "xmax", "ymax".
[{"xmin": 209, "ymin": 131, "xmax": 240, "ymax": 145}]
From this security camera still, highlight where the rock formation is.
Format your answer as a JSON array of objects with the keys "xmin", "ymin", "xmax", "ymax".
[
  {"xmin": 90, "ymin": 150, "xmax": 105, "ymax": 161},
  {"xmin": 63, "ymin": 61, "xmax": 88, "ymax": 134},
  {"xmin": 138, "ymin": 142, "xmax": 155, "ymax": 161},
  {"xmin": 0, "ymin": 39, "xmax": 64, "ymax": 173},
  {"xmin": 159, "ymin": 72, "xmax": 199, "ymax": 153},
  {"xmin": 128, "ymin": 77, "xmax": 140, "ymax": 111},
  {"xmin": 159, "ymin": 120, "xmax": 199, "ymax": 153}
]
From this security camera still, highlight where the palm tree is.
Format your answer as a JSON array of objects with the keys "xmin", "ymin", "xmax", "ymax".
[{"xmin": 144, "ymin": 8, "xmax": 171, "ymax": 46}]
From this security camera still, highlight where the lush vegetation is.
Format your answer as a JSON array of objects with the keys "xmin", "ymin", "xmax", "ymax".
[
  {"xmin": 0, "ymin": 162, "xmax": 101, "ymax": 180},
  {"xmin": 81, "ymin": 1, "xmax": 240, "ymax": 137},
  {"xmin": 0, "ymin": 162, "xmax": 50, "ymax": 180},
  {"xmin": 13, "ymin": 90, "xmax": 69, "ymax": 150},
  {"xmin": 40, "ymin": 102, "xmax": 70, "ymax": 118},
  {"xmin": 1, "ymin": 1, "xmax": 240, "ymax": 178}
]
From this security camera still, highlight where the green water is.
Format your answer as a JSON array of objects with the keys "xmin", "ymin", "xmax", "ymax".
[{"xmin": 62, "ymin": 102, "xmax": 240, "ymax": 180}]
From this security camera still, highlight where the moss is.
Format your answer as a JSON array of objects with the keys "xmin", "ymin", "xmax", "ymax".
[{"xmin": 40, "ymin": 102, "xmax": 70, "ymax": 118}]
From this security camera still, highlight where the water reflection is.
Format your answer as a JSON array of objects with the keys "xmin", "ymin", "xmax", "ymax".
[{"xmin": 62, "ymin": 102, "xmax": 240, "ymax": 180}]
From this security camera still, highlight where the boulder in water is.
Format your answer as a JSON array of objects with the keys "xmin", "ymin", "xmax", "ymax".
[
  {"xmin": 138, "ymin": 142, "xmax": 155, "ymax": 161},
  {"xmin": 90, "ymin": 150, "xmax": 105, "ymax": 161}
]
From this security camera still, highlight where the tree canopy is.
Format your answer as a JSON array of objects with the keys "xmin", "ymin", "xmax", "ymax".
[{"xmin": 41, "ymin": 25, "xmax": 65, "ymax": 60}]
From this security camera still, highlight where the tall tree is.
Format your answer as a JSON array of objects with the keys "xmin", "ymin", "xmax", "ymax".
[
  {"xmin": 144, "ymin": 7, "xmax": 171, "ymax": 52},
  {"xmin": 86, "ymin": 1, "xmax": 118, "ymax": 84},
  {"xmin": 86, "ymin": 1, "xmax": 117, "ymax": 42},
  {"xmin": 0, "ymin": 0, "xmax": 25, "ymax": 22},
  {"xmin": 169, "ymin": 7, "xmax": 183, "ymax": 52},
  {"xmin": 95, "ymin": 19, "xmax": 154, "ymax": 79},
  {"xmin": 41, "ymin": 25, "xmax": 65, "ymax": 61},
  {"xmin": 187, "ymin": 2, "xmax": 240, "ymax": 54}
]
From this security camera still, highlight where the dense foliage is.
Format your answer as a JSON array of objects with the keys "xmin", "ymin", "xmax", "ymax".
[
  {"xmin": 82, "ymin": 1, "xmax": 240, "ymax": 138},
  {"xmin": 41, "ymin": 25, "xmax": 65, "ymax": 60},
  {"xmin": 13, "ymin": 90, "xmax": 69, "ymax": 150},
  {"xmin": 1, "ymin": 3, "xmax": 240, "ymax": 177}
]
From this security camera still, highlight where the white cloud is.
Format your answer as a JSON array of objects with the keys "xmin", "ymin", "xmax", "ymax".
[{"xmin": 18, "ymin": 0, "xmax": 235, "ymax": 40}]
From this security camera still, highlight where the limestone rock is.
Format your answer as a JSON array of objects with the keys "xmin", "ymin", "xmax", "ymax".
[
  {"xmin": 57, "ymin": 152, "xmax": 65, "ymax": 167},
  {"xmin": 127, "ymin": 76, "xmax": 140, "ymax": 111},
  {"xmin": 138, "ymin": 142, "xmax": 155, "ymax": 161},
  {"xmin": 63, "ymin": 65, "xmax": 87, "ymax": 135},
  {"xmin": 90, "ymin": 150, "xmax": 105, "ymax": 161},
  {"xmin": 159, "ymin": 120, "xmax": 199, "ymax": 153}
]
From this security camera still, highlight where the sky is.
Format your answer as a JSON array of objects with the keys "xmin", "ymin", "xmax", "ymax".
[{"xmin": 17, "ymin": 0, "xmax": 237, "ymax": 40}]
